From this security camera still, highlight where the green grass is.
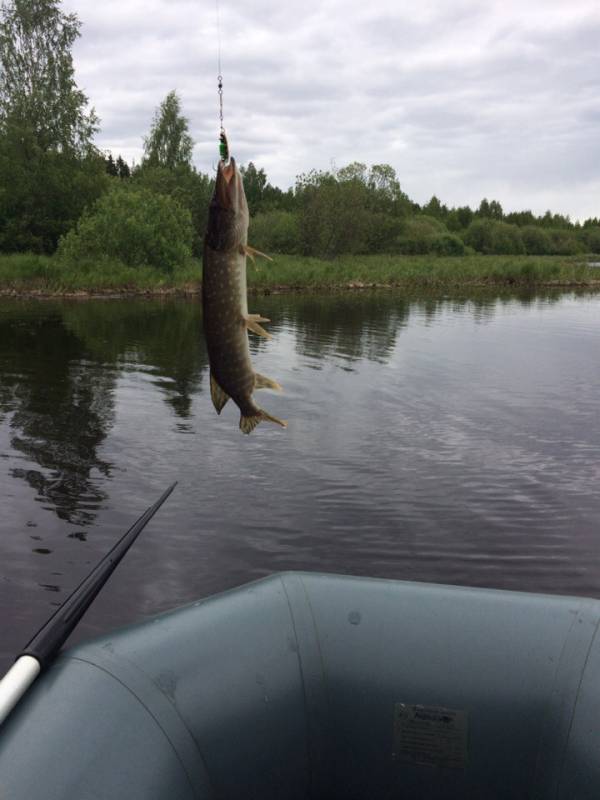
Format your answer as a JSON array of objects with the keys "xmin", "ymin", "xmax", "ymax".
[
  {"xmin": 0, "ymin": 253, "xmax": 200, "ymax": 294},
  {"xmin": 248, "ymin": 254, "xmax": 599, "ymax": 291},
  {"xmin": 0, "ymin": 252, "xmax": 598, "ymax": 296}
]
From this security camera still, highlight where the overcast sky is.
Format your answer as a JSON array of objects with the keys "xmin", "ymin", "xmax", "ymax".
[{"xmin": 65, "ymin": 0, "xmax": 600, "ymax": 220}]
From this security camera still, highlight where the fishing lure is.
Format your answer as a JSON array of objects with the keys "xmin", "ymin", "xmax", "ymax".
[{"xmin": 219, "ymin": 129, "xmax": 229, "ymax": 163}]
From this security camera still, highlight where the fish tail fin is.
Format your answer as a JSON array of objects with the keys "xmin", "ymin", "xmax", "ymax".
[
  {"xmin": 240, "ymin": 408, "xmax": 287, "ymax": 434},
  {"xmin": 254, "ymin": 372, "xmax": 283, "ymax": 392},
  {"xmin": 210, "ymin": 372, "xmax": 230, "ymax": 414}
]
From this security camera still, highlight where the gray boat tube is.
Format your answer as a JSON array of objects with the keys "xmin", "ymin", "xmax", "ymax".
[{"xmin": 1, "ymin": 571, "xmax": 600, "ymax": 799}]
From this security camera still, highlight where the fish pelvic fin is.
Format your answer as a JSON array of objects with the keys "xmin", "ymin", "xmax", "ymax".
[
  {"xmin": 240, "ymin": 244, "xmax": 273, "ymax": 263},
  {"xmin": 240, "ymin": 409, "xmax": 288, "ymax": 434},
  {"xmin": 245, "ymin": 315, "xmax": 272, "ymax": 339},
  {"xmin": 254, "ymin": 372, "xmax": 282, "ymax": 391},
  {"xmin": 210, "ymin": 372, "xmax": 230, "ymax": 414}
]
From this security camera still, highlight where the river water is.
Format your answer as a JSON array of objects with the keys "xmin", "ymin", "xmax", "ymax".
[{"xmin": 0, "ymin": 290, "xmax": 599, "ymax": 669}]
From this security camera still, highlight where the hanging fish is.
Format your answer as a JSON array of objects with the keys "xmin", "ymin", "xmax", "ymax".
[{"xmin": 202, "ymin": 152, "xmax": 287, "ymax": 434}]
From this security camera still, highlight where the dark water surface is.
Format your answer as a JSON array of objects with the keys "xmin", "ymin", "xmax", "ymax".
[{"xmin": 1, "ymin": 290, "xmax": 599, "ymax": 669}]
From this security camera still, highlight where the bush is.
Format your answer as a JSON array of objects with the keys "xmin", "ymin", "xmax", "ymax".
[
  {"xmin": 490, "ymin": 222, "xmax": 525, "ymax": 255},
  {"xmin": 463, "ymin": 219, "xmax": 495, "ymax": 253},
  {"xmin": 463, "ymin": 219, "xmax": 524, "ymax": 254},
  {"xmin": 296, "ymin": 173, "xmax": 371, "ymax": 257},
  {"xmin": 57, "ymin": 186, "xmax": 193, "ymax": 272},
  {"xmin": 521, "ymin": 226, "xmax": 552, "ymax": 255},
  {"xmin": 364, "ymin": 213, "xmax": 405, "ymax": 253},
  {"xmin": 132, "ymin": 165, "xmax": 213, "ymax": 257},
  {"xmin": 581, "ymin": 226, "xmax": 600, "ymax": 254},
  {"xmin": 249, "ymin": 211, "xmax": 301, "ymax": 254},
  {"xmin": 431, "ymin": 233, "xmax": 466, "ymax": 256},
  {"xmin": 394, "ymin": 215, "xmax": 447, "ymax": 254},
  {"xmin": 547, "ymin": 229, "xmax": 585, "ymax": 256}
]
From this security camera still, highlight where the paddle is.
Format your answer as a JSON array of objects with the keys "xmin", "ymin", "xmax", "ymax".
[{"xmin": 0, "ymin": 482, "xmax": 177, "ymax": 726}]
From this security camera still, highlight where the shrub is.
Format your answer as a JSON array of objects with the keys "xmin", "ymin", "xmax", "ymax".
[
  {"xmin": 521, "ymin": 226, "xmax": 552, "ymax": 255},
  {"xmin": 581, "ymin": 226, "xmax": 600, "ymax": 254},
  {"xmin": 490, "ymin": 222, "xmax": 525, "ymax": 255},
  {"xmin": 394, "ymin": 215, "xmax": 447, "ymax": 254},
  {"xmin": 464, "ymin": 219, "xmax": 524, "ymax": 254},
  {"xmin": 431, "ymin": 233, "xmax": 466, "ymax": 256},
  {"xmin": 132, "ymin": 164, "xmax": 212, "ymax": 257},
  {"xmin": 249, "ymin": 211, "xmax": 301, "ymax": 254},
  {"xmin": 463, "ymin": 219, "xmax": 495, "ymax": 253},
  {"xmin": 364, "ymin": 213, "xmax": 405, "ymax": 253},
  {"xmin": 296, "ymin": 173, "xmax": 371, "ymax": 257},
  {"xmin": 57, "ymin": 186, "xmax": 193, "ymax": 272},
  {"xmin": 547, "ymin": 229, "xmax": 585, "ymax": 256}
]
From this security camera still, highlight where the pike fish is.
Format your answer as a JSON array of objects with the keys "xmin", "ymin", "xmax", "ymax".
[{"xmin": 202, "ymin": 157, "xmax": 287, "ymax": 434}]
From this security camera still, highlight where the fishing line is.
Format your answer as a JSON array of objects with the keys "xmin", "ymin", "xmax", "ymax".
[{"xmin": 215, "ymin": 0, "xmax": 229, "ymax": 161}]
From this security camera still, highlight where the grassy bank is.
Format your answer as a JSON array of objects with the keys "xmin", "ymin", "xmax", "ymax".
[
  {"xmin": 0, "ymin": 253, "xmax": 598, "ymax": 296},
  {"xmin": 0, "ymin": 253, "xmax": 200, "ymax": 295},
  {"xmin": 247, "ymin": 254, "xmax": 599, "ymax": 291}
]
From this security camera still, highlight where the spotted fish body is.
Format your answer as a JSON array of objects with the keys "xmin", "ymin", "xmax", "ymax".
[{"xmin": 202, "ymin": 158, "xmax": 286, "ymax": 434}]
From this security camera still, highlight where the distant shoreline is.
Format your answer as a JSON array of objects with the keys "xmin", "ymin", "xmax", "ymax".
[
  {"xmin": 0, "ymin": 254, "xmax": 599, "ymax": 299},
  {"xmin": 2, "ymin": 281, "xmax": 600, "ymax": 301}
]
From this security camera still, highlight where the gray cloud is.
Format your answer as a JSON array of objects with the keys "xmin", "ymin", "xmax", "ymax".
[{"xmin": 65, "ymin": 0, "xmax": 600, "ymax": 219}]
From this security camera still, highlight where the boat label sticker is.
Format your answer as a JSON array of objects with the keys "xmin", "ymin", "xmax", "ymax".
[{"xmin": 393, "ymin": 703, "xmax": 468, "ymax": 769}]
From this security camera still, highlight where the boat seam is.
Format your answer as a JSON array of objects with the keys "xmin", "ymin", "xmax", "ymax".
[
  {"xmin": 555, "ymin": 611, "xmax": 600, "ymax": 799},
  {"xmin": 68, "ymin": 655, "xmax": 214, "ymax": 799},
  {"xmin": 280, "ymin": 574, "xmax": 320, "ymax": 799}
]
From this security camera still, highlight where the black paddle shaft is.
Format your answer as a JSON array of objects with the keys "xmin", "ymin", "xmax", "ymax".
[{"xmin": 20, "ymin": 482, "xmax": 177, "ymax": 670}]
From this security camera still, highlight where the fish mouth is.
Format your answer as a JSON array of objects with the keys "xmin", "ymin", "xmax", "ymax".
[{"xmin": 215, "ymin": 157, "xmax": 243, "ymax": 210}]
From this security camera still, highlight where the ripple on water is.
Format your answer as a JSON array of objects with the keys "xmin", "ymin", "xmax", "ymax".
[{"xmin": 0, "ymin": 291, "xmax": 599, "ymax": 670}]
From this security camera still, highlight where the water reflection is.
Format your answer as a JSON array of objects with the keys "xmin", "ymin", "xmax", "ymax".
[
  {"xmin": 261, "ymin": 289, "xmax": 570, "ymax": 366},
  {"xmin": 0, "ymin": 289, "xmax": 596, "ymax": 533},
  {"xmin": 270, "ymin": 293, "xmax": 411, "ymax": 365},
  {"xmin": 61, "ymin": 300, "xmax": 206, "ymax": 418},
  {"xmin": 0, "ymin": 305, "xmax": 114, "ymax": 526},
  {"xmin": 0, "ymin": 289, "xmax": 599, "ymax": 672},
  {"xmin": 0, "ymin": 300, "xmax": 210, "ymax": 528}
]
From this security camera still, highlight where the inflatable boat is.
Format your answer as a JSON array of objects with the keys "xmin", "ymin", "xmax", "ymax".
[{"xmin": 1, "ymin": 570, "xmax": 599, "ymax": 799}]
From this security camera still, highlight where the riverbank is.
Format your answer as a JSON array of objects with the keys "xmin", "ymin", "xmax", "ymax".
[{"xmin": 0, "ymin": 253, "xmax": 598, "ymax": 297}]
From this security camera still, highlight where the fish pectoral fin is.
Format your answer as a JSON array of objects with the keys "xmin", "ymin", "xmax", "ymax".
[
  {"xmin": 241, "ymin": 244, "xmax": 273, "ymax": 262},
  {"xmin": 210, "ymin": 373, "xmax": 230, "ymax": 414},
  {"xmin": 240, "ymin": 244, "xmax": 256, "ymax": 265},
  {"xmin": 247, "ymin": 313, "xmax": 270, "ymax": 323},
  {"xmin": 255, "ymin": 372, "xmax": 282, "ymax": 391},
  {"xmin": 240, "ymin": 409, "xmax": 288, "ymax": 434},
  {"xmin": 244, "ymin": 315, "xmax": 272, "ymax": 339}
]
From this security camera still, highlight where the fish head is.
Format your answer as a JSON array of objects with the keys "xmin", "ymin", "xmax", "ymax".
[{"xmin": 206, "ymin": 157, "xmax": 249, "ymax": 251}]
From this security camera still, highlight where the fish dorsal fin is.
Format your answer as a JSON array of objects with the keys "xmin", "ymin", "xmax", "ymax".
[
  {"xmin": 244, "ymin": 315, "xmax": 272, "ymax": 339},
  {"xmin": 240, "ymin": 409, "xmax": 287, "ymax": 434},
  {"xmin": 255, "ymin": 372, "xmax": 282, "ymax": 391},
  {"xmin": 210, "ymin": 373, "xmax": 230, "ymax": 413}
]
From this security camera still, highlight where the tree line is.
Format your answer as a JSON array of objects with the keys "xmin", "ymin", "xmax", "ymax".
[{"xmin": 1, "ymin": 0, "xmax": 598, "ymax": 272}]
